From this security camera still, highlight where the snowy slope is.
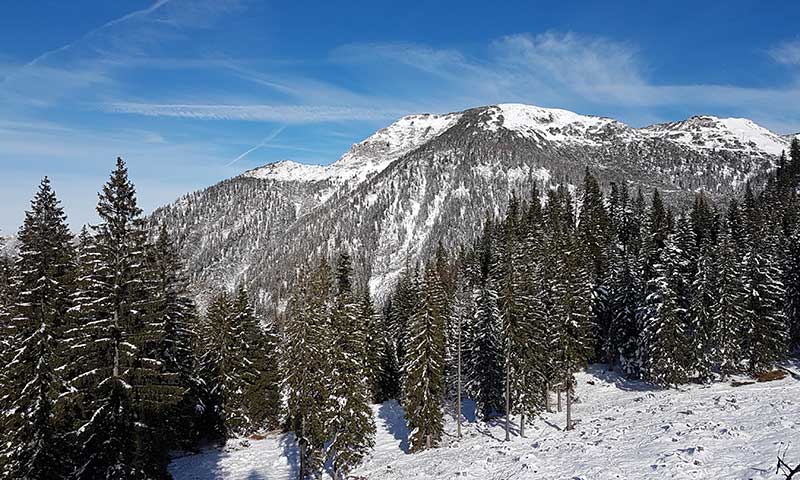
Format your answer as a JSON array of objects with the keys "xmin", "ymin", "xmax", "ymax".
[
  {"xmin": 483, "ymin": 103, "xmax": 633, "ymax": 146},
  {"xmin": 641, "ymin": 115, "xmax": 789, "ymax": 157},
  {"xmin": 244, "ymin": 112, "xmax": 463, "ymax": 185},
  {"xmin": 169, "ymin": 364, "xmax": 800, "ymax": 480}
]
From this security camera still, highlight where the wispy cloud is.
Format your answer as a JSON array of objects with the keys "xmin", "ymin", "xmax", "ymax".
[
  {"xmin": 25, "ymin": 0, "xmax": 172, "ymax": 68},
  {"xmin": 104, "ymin": 102, "xmax": 404, "ymax": 123},
  {"xmin": 329, "ymin": 32, "xmax": 800, "ymax": 132},
  {"xmin": 770, "ymin": 39, "xmax": 800, "ymax": 66}
]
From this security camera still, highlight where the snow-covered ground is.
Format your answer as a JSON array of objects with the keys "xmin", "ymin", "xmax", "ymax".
[{"xmin": 170, "ymin": 364, "xmax": 800, "ymax": 479}]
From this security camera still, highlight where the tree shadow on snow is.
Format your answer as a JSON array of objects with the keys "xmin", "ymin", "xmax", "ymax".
[
  {"xmin": 585, "ymin": 364, "xmax": 661, "ymax": 392},
  {"xmin": 280, "ymin": 432, "xmax": 300, "ymax": 480},
  {"xmin": 378, "ymin": 400, "xmax": 410, "ymax": 453},
  {"xmin": 474, "ymin": 415, "xmax": 521, "ymax": 442}
]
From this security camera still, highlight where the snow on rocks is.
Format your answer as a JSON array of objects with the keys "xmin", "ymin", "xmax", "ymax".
[
  {"xmin": 483, "ymin": 103, "xmax": 630, "ymax": 146},
  {"xmin": 244, "ymin": 112, "xmax": 462, "ymax": 185},
  {"xmin": 169, "ymin": 364, "xmax": 800, "ymax": 479},
  {"xmin": 641, "ymin": 115, "xmax": 789, "ymax": 157}
]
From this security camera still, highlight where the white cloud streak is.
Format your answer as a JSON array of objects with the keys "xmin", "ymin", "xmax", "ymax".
[
  {"xmin": 104, "ymin": 102, "xmax": 404, "ymax": 123},
  {"xmin": 26, "ymin": 0, "xmax": 172, "ymax": 67},
  {"xmin": 225, "ymin": 125, "xmax": 286, "ymax": 167}
]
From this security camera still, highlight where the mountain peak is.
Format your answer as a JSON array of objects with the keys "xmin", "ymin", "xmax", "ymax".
[
  {"xmin": 642, "ymin": 115, "xmax": 787, "ymax": 156},
  {"xmin": 480, "ymin": 103, "xmax": 628, "ymax": 145}
]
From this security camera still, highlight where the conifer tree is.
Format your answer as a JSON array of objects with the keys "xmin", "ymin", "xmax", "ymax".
[
  {"xmin": 359, "ymin": 291, "xmax": 385, "ymax": 403},
  {"xmin": 197, "ymin": 287, "xmax": 275, "ymax": 437},
  {"xmin": 402, "ymin": 265, "xmax": 446, "ymax": 452},
  {"xmin": 640, "ymin": 228, "xmax": 690, "ymax": 387},
  {"xmin": 447, "ymin": 269, "xmax": 474, "ymax": 438},
  {"xmin": 688, "ymin": 244, "xmax": 717, "ymax": 381},
  {"xmin": 327, "ymin": 252, "xmax": 375, "ymax": 479},
  {"xmin": 194, "ymin": 293, "xmax": 231, "ymax": 439},
  {"xmin": 144, "ymin": 224, "xmax": 199, "ymax": 448},
  {"xmin": 742, "ymin": 222, "xmax": 789, "ymax": 374},
  {"xmin": 787, "ymin": 227, "xmax": 800, "ymax": 351},
  {"xmin": 284, "ymin": 260, "xmax": 331, "ymax": 478},
  {"xmin": 2, "ymin": 177, "xmax": 74, "ymax": 479},
  {"xmin": 232, "ymin": 287, "xmax": 281, "ymax": 432},
  {"xmin": 711, "ymin": 225, "xmax": 746, "ymax": 376},
  {"xmin": 470, "ymin": 220, "xmax": 504, "ymax": 421},
  {"xmin": 386, "ymin": 267, "xmax": 417, "ymax": 386},
  {"xmin": 577, "ymin": 169, "xmax": 612, "ymax": 360},
  {"xmin": 497, "ymin": 196, "xmax": 541, "ymax": 439},
  {"xmin": 66, "ymin": 158, "xmax": 170, "ymax": 479}
]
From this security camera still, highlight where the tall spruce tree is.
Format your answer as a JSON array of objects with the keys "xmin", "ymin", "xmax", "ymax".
[
  {"xmin": 711, "ymin": 224, "xmax": 746, "ymax": 376},
  {"xmin": 284, "ymin": 260, "xmax": 331, "ymax": 478},
  {"xmin": 66, "ymin": 158, "xmax": 161, "ymax": 479},
  {"xmin": 2, "ymin": 177, "xmax": 74, "ymax": 479},
  {"xmin": 497, "ymin": 196, "xmax": 541, "ymax": 439},
  {"xmin": 640, "ymin": 225, "xmax": 691, "ymax": 387},
  {"xmin": 232, "ymin": 287, "xmax": 281, "ymax": 432},
  {"xmin": 742, "ymin": 222, "xmax": 789, "ymax": 374},
  {"xmin": 402, "ymin": 265, "xmax": 446, "ymax": 452},
  {"xmin": 787, "ymin": 227, "xmax": 800, "ymax": 351},
  {"xmin": 688, "ymin": 243, "xmax": 717, "ymax": 382},
  {"xmin": 470, "ymin": 219, "xmax": 504, "ymax": 421},
  {"xmin": 144, "ymin": 224, "xmax": 199, "ymax": 449},
  {"xmin": 359, "ymin": 291, "xmax": 385, "ymax": 403},
  {"xmin": 327, "ymin": 252, "xmax": 375, "ymax": 479}
]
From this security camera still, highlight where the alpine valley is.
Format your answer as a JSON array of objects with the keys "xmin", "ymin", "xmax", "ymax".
[{"xmin": 150, "ymin": 103, "xmax": 798, "ymax": 310}]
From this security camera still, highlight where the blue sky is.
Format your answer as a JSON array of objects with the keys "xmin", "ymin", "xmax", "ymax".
[{"xmin": 2, "ymin": 0, "xmax": 800, "ymax": 232}]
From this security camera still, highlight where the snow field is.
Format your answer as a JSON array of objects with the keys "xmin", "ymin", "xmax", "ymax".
[{"xmin": 170, "ymin": 363, "xmax": 800, "ymax": 479}]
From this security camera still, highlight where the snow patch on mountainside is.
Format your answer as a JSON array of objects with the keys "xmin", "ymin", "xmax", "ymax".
[
  {"xmin": 170, "ymin": 364, "xmax": 800, "ymax": 480},
  {"xmin": 642, "ymin": 115, "xmax": 789, "ymax": 157},
  {"xmin": 483, "ymin": 103, "xmax": 631, "ymax": 145},
  {"xmin": 244, "ymin": 112, "xmax": 462, "ymax": 184},
  {"xmin": 245, "ymin": 160, "xmax": 328, "ymax": 182}
]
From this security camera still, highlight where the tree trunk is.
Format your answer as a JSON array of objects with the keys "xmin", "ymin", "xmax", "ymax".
[
  {"xmin": 426, "ymin": 433, "xmax": 432, "ymax": 450},
  {"xmin": 298, "ymin": 439, "xmax": 306, "ymax": 480},
  {"xmin": 457, "ymin": 312, "xmax": 462, "ymax": 439},
  {"xmin": 505, "ymin": 359, "xmax": 510, "ymax": 441},
  {"xmin": 557, "ymin": 387, "xmax": 562, "ymax": 413},
  {"xmin": 544, "ymin": 383, "xmax": 552, "ymax": 413},
  {"xmin": 520, "ymin": 412, "xmax": 525, "ymax": 437},
  {"xmin": 566, "ymin": 376, "xmax": 573, "ymax": 431},
  {"xmin": 113, "ymin": 311, "xmax": 119, "ymax": 378}
]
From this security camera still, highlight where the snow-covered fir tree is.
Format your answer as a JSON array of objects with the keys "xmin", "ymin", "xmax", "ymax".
[
  {"xmin": 326, "ymin": 252, "xmax": 376, "ymax": 479},
  {"xmin": 65, "ymin": 158, "xmax": 170, "ymax": 479},
  {"xmin": 2, "ymin": 177, "xmax": 74, "ymax": 479},
  {"xmin": 742, "ymin": 221, "xmax": 789, "ymax": 374},
  {"xmin": 640, "ymin": 220, "xmax": 693, "ymax": 387},
  {"xmin": 283, "ymin": 260, "xmax": 332, "ymax": 478},
  {"xmin": 402, "ymin": 264, "xmax": 446, "ymax": 452},
  {"xmin": 469, "ymin": 218, "xmax": 505, "ymax": 421},
  {"xmin": 711, "ymin": 222, "xmax": 747, "ymax": 376}
]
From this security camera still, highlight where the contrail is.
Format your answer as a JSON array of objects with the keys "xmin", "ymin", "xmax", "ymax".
[
  {"xmin": 25, "ymin": 0, "xmax": 171, "ymax": 67},
  {"xmin": 225, "ymin": 125, "xmax": 286, "ymax": 167}
]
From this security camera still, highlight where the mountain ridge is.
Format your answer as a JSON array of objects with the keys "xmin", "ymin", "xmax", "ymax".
[
  {"xmin": 150, "ymin": 103, "xmax": 794, "ymax": 309},
  {"xmin": 243, "ymin": 103, "xmax": 793, "ymax": 186}
]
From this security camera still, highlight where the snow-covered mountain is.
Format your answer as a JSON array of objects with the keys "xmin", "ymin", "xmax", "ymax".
[{"xmin": 150, "ymin": 103, "xmax": 794, "ymax": 309}]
